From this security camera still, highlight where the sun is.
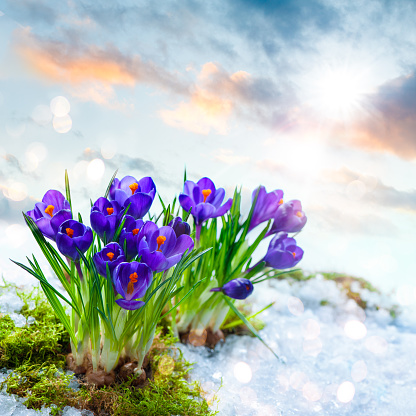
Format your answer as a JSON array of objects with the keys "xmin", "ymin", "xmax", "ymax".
[{"xmin": 303, "ymin": 64, "xmax": 371, "ymax": 122}]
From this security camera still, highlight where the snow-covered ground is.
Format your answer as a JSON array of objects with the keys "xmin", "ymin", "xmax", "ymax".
[
  {"xmin": 1, "ymin": 275, "xmax": 415, "ymax": 415},
  {"xmin": 180, "ymin": 276, "xmax": 416, "ymax": 416}
]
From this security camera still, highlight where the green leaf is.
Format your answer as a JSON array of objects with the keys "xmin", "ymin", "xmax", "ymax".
[
  {"xmin": 221, "ymin": 302, "xmax": 274, "ymax": 330},
  {"xmin": 223, "ymin": 296, "xmax": 284, "ymax": 363},
  {"xmin": 104, "ymin": 169, "xmax": 118, "ymax": 199},
  {"xmin": 64, "ymin": 169, "xmax": 72, "ymax": 213}
]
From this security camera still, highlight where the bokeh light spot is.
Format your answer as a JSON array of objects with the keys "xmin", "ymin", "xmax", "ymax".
[
  {"xmin": 188, "ymin": 328, "xmax": 207, "ymax": 346},
  {"xmin": 50, "ymin": 96, "xmax": 70, "ymax": 116},
  {"xmin": 303, "ymin": 338, "xmax": 323, "ymax": 357},
  {"xmin": 101, "ymin": 139, "xmax": 118, "ymax": 159},
  {"xmin": 337, "ymin": 381, "xmax": 355, "ymax": 403},
  {"xmin": 2, "ymin": 182, "xmax": 28, "ymax": 202},
  {"xmin": 6, "ymin": 118, "xmax": 26, "ymax": 138},
  {"xmin": 365, "ymin": 336, "xmax": 388, "ymax": 355},
  {"xmin": 27, "ymin": 142, "xmax": 48, "ymax": 162},
  {"xmin": 6, "ymin": 224, "xmax": 28, "ymax": 248},
  {"xmin": 290, "ymin": 371, "xmax": 309, "ymax": 391},
  {"xmin": 287, "ymin": 296, "xmax": 304, "ymax": 316},
  {"xmin": 31, "ymin": 105, "xmax": 52, "ymax": 126},
  {"xmin": 344, "ymin": 320, "xmax": 367, "ymax": 340},
  {"xmin": 303, "ymin": 382, "xmax": 322, "ymax": 402},
  {"xmin": 233, "ymin": 362, "xmax": 252, "ymax": 383},
  {"xmin": 87, "ymin": 159, "xmax": 105, "ymax": 181},
  {"xmin": 302, "ymin": 319, "xmax": 320, "ymax": 339},
  {"xmin": 351, "ymin": 360, "xmax": 367, "ymax": 382},
  {"xmin": 158, "ymin": 355, "xmax": 175, "ymax": 376},
  {"xmin": 53, "ymin": 114, "xmax": 72, "ymax": 133}
]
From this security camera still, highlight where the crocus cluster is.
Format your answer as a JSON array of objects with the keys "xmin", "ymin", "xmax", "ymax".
[
  {"xmin": 22, "ymin": 170, "xmax": 307, "ymax": 368},
  {"xmin": 27, "ymin": 175, "xmax": 194, "ymax": 311}
]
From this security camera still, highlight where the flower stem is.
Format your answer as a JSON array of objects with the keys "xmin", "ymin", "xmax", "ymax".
[{"xmin": 75, "ymin": 262, "xmax": 84, "ymax": 281}]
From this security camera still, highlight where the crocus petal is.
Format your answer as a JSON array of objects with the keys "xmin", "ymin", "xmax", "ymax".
[
  {"xmin": 193, "ymin": 203, "xmax": 216, "ymax": 225},
  {"xmin": 124, "ymin": 193, "xmax": 153, "ymax": 219},
  {"xmin": 184, "ymin": 180, "xmax": 197, "ymax": 198},
  {"xmin": 114, "ymin": 189, "xmax": 129, "ymax": 207},
  {"xmin": 197, "ymin": 177, "xmax": 216, "ymax": 194},
  {"xmin": 154, "ymin": 226, "xmax": 176, "ymax": 256},
  {"xmin": 115, "ymin": 299, "xmax": 145, "ymax": 310},
  {"xmin": 208, "ymin": 187, "xmax": 225, "ymax": 208},
  {"xmin": 138, "ymin": 176, "xmax": 156, "ymax": 196},
  {"xmin": 140, "ymin": 249, "xmax": 169, "ymax": 272},
  {"xmin": 168, "ymin": 234, "xmax": 194, "ymax": 257},
  {"xmin": 212, "ymin": 198, "xmax": 233, "ymax": 218},
  {"xmin": 119, "ymin": 176, "xmax": 139, "ymax": 194},
  {"xmin": 35, "ymin": 217, "xmax": 55, "ymax": 239},
  {"xmin": 179, "ymin": 194, "xmax": 193, "ymax": 212},
  {"xmin": 42, "ymin": 190, "xmax": 69, "ymax": 211},
  {"xmin": 50, "ymin": 210, "xmax": 72, "ymax": 234}
]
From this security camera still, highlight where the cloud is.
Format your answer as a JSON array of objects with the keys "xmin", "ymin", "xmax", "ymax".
[
  {"xmin": 342, "ymin": 71, "xmax": 416, "ymax": 159},
  {"xmin": 214, "ymin": 149, "xmax": 250, "ymax": 165},
  {"xmin": 12, "ymin": 28, "xmax": 188, "ymax": 107},
  {"xmin": 3, "ymin": 0, "xmax": 57, "ymax": 25},
  {"xmin": 224, "ymin": 0, "xmax": 340, "ymax": 57},
  {"xmin": 322, "ymin": 166, "xmax": 416, "ymax": 212},
  {"xmin": 160, "ymin": 62, "xmax": 290, "ymax": 134},
  {"xmin": 308, "ymin": 203, "xmax": 398, "ymax": 237}
]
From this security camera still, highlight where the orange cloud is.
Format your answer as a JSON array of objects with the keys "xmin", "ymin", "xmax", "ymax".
[
  {"xmin": 160, "ymin": 62, "xmax": 281, "ymax": 134},
  {"xmin": 12, "ymin": 28, "xmax": 187, "ymax": 108},
  {"xmin": 333, "ymin": 71, "xmax": 416, "ymax": 159}
]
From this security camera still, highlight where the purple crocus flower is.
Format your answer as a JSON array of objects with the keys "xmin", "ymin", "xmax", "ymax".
[
  {"xmin": 179, "ymin": 178, "xmax": 233, "ymax": 226},
  {"xmin": 118, "ymin": 215, "xmax": 144, "ymax": 260},
  {"xmin": 109, "ymin": 176, "xmax": 156, "ymax": 219},
  {"xmin": 113, "ymin": 261, "xmax": 153, "ymax": 310},
  {"xmin": 211, "ymin": 278, "xmax": 254, "ymax": 300},
  {"xmin": 267, "ymin": 200, "xmax": 307, "ymax": 236},
  {"xmin": 56, "ymin": 219, "xmax": 93, "ymax": 262},
  {"xmin": 248, "ymin": 186, "xmax": 283, "ymax": 232},
  {"xmin": 93, "ymin": 242, "xmax": 126, "ymax": 278},
  {"xmin": 26, "ymin": 190, "xmax": 72, "ymax": 241},
  {"xmin": 263, "ymin": 232, "xmax": 303, "ymax": 269},
  {"xmin": 168, "ymin": 216, "xmax": 191, "ymax": 237},
  {"xmin": 137, "ymin": 222, "xmax": 194, "ymax": 272},
  {"xmin": 90, "ymin": 197, "xmax": 122, "ymax": 242}
]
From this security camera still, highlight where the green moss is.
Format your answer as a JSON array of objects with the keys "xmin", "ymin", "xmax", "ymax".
[
  {"xmin": 0, "ymin": 284, "xmax": 216, "ymax": 416},
  {"xmin": 0, "ymin": 285, "xmax": 68, "ymax": 369}
]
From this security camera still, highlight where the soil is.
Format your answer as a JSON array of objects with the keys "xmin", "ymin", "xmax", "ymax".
[
  {"xmin": 180, "ymin": 328, "xmax": 225, "ymax": 349},
  {"xmin": 66, "ymin": 352, "xmax": 151, "ymax": 388}
]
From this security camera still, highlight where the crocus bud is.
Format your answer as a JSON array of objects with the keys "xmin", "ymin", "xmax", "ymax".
[
  {"xmin": 168, "ymin": 216, "xmax": 191, "ymax": 237},
  {"xmin": 211, "ymin": 278, "xmax": 254, "ymax": 300}
]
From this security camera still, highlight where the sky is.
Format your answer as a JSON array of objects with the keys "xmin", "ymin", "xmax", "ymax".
[{"xmin": 0, "ymin": 0, "xmax": 415, "ymax": 298}]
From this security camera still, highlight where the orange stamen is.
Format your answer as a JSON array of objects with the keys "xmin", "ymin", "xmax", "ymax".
[
  {"xmin": 156, "ymin": 235, "xmax": 166, "ymax": 252},
  {"xmin": 106, "ymin": 252, "xmax": 114, "ymax": 261},
  {"xmin": 106, "ymin": 207, "xmax": 114, "ymax": 215},
  {"xmin": 292, "ymin": 252, "xmax": 296, "ymax": 258},
  {"xmin": 129, "ymin": 183, "xmax": 139, "ymax": 195},
  {"xmin": 245, "ymin": 284, "xmax": 250, "ymax": 291},
  {"xmin": 202, "ymin": 189, "xmax": 212, "ymax": 203},
  {"xmin": 278, "ymin": 199, "xmax": 283, "ymax": 205},
  {"xmin": 45, "ymin": 205, "xmax": 54, "ymax": 217},
  {"xmin": 127, "ymin": 272, "xmax": 138, "ymax": 295},
  {"xmin": 66, "ymin": 228, "xmax": 74, "ymax": 238},
  {"xmin": 296, "ymin": 211, "xmax": 303, "ymax": 218},
  {"xmin": 132, "ymin": 228, "xmax": 140, "ymax": 236}
]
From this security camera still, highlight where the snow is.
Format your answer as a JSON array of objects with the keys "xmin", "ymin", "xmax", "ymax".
[
  {"xmin": 1, "ymin": 275, "xmax": 415, "ymax": 415},
  {"xmin": 180, "ymin": 275, "xmax": 416, "ymax": 415}
]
